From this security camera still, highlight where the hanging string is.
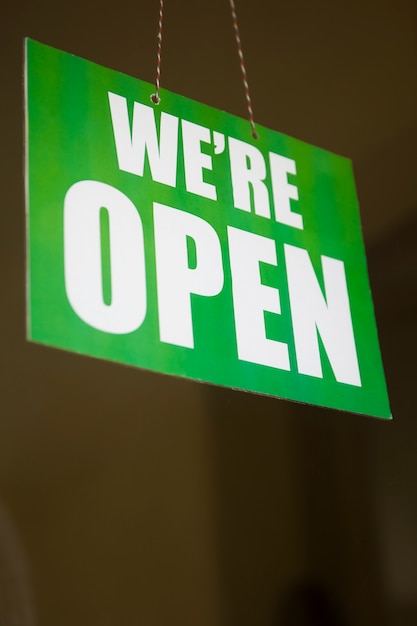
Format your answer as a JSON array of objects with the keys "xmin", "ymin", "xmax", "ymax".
[
  {"xmin": 151, "ymin": 0, "xmax": 258, "ymax": 139},
  {"xmin": 228, "ymin": 0, "xmax": 258, "ymax": 139},
  {"xmin": 151, "ymin": 0, "xmax": 164, "ymax": 104}
]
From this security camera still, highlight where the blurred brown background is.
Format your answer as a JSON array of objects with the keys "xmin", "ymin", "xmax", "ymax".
[{"xmin": 0, "ymin": 0, "xmax": 416, "ymax": 624}]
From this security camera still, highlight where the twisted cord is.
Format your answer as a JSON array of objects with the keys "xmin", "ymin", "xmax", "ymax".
[
  {"xmin": 151, "ymin": 0, "xmax": 164, "ymax": 104},
  {"xmin": 151, "ymin": 0, "xmax": 258, "ymax": 140},
  {"xmin": 229, "ymin": 0, "xmax": 258, "ymax": 139}
]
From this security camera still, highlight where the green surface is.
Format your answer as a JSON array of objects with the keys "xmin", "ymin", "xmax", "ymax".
[{"xmin": 25, "ymin": 38, "xmax": 391, "ymax": 418}]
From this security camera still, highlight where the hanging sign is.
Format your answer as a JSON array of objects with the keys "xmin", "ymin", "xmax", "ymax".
[{"xmin": 25, "ymin": 39, "xmax": 391, "ymax": 418}]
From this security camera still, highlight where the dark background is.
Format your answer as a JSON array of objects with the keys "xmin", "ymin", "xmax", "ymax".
[{"xmin": 0, "ymin": 0, "xmax": 416, "ymax": 624}]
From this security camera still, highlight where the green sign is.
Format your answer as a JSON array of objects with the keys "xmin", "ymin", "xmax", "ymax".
[{"xmin": 25, "ymin": 39, "xmax": 391, "ymax": 418}]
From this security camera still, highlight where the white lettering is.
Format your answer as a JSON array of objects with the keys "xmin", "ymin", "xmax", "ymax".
[
  {"xmin": 284, "ymin": 244, "xmax": 361, "ymax": 386},
  {"xmin": 154, "ymin": 203, "xmax": 224, "ymax": 348},
  {"xmin": 182, "ymin": 120, "xmax": 217, "ymax": 200},
  {"xmin": 229, "ymin": 137, "xmax": 270, "ymax": 218},
  {"xmin": 64, "ymin": 180, "xmax": 147, "ymax": 334},
  {"xmin": 228, "ymin": 226, "xmax": 290, "ymax": 370},
  {"xmin": 269, "ymin": 153, "xmax": 303, "ymax": 229},
  {"xmin": 108, "ymin": 92, "xmax": 178, "ymax": 186}
]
